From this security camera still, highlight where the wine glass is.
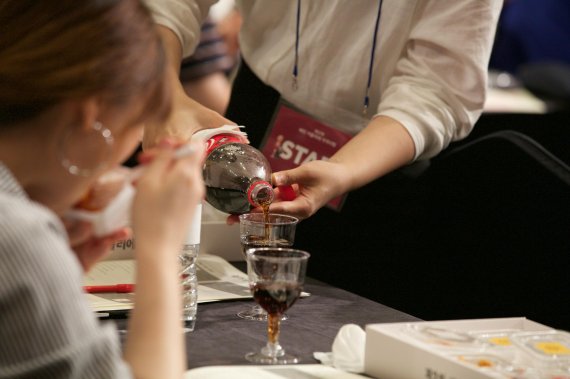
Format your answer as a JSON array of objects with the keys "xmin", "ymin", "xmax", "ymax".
[
  {"xmin": 245, "ymin": 247, "xmax": 310, "ymax": 364},
  {"xmin": 238, "ymin": 213, "xmax": 299, "ymax": 321}
]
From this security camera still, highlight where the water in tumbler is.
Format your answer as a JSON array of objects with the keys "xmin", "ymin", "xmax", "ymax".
[{"xmin": 179, "ymin": 243, "xmax": 199, "ymax": 332}]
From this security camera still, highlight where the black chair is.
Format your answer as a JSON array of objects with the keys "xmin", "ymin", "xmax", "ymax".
[
  {"xmin": 414, "ymin": 130, "xmax": 570, "ymax": 327},
  {"xmin": 299, "ymin": 129, "xmax": 570, "ymax": 330}
]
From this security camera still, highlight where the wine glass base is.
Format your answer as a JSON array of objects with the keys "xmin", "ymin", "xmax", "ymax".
[
  {"xmin": 182, "ymin": 319, "xmax": 196, "ymax": 333},
  {"xmin": 245, "ymin": 351, "xmax": 299, "ymax": 364},
  {"xmin": 237, "ymin": 307, "xmax": 288, "ymax": 321}
]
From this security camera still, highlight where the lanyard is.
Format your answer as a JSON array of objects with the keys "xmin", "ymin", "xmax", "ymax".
[{"xmin": 292, "ymin": 0, "xmax": 384, "ymax": 116}]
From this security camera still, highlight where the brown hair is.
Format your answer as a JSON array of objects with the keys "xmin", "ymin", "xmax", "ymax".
[{"xmin": 0, "ymin": 0, "xmax": 170, "ymax": 126}]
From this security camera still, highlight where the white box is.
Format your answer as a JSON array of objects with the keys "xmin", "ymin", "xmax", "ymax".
[
  {"xmin": 198, "ymin": 201, "xmax": 242, "ymax": 262},
  {"xmin": 364, "ymin": 318, "xmax": 554, "ymax": 379},
  {"xmin": 199, "ymin": 220, "xmax": 241, "ymax": 261}
]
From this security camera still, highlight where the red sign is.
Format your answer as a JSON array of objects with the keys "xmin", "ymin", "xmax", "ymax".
[{"xmin": 260, "ymin": 104, "xmax": 352, "ymax": 211}]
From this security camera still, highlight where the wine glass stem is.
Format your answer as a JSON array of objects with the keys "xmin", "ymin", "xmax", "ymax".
[
  {"xmin": 268, "ymin": 313, "xmax": 280, "ymax": 344},
  {"xmin": 262, "ymin": 313, "xmax": 284, "ymax": 358}
]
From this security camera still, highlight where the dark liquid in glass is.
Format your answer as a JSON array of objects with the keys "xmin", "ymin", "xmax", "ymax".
[{"xmin": 252, "ymin": 281, "xmax": 302, "ymax": 316}]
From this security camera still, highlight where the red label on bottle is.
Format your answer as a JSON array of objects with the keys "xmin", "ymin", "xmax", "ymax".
[{"xmin": 205, "ymin": 133, "xmax": 245, "ymax": 156}]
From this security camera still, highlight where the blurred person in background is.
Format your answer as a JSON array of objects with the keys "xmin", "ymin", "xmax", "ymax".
[
  {"xmin": 180, "ymin": 16, "xmax": 236, "ymax": 115},
  {"xmin": 489, "ymin": 0, "xmax": 570, "ymax": 102},
  {"xmin": 490, "ymin": 0, "xmax": 570, "ymax": 75}
]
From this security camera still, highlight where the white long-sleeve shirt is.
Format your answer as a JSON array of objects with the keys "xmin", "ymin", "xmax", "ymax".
[{"xmin": 145, "ymin": 0, "xmax": 502, "ymax": 160}]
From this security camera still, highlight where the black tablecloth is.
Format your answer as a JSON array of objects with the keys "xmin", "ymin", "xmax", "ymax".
[{"xmin": 112, "ymin": 278, "xmax": 418, "ymax": 368}]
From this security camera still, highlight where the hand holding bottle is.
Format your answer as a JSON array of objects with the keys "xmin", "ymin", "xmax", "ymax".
[
  {"xmin": 269, "ymin": 160, "xmax": 352, "ymax": 220},
  {"xmin": 142, "ymin": 70, "xmax": 234, "ymax": 150}
]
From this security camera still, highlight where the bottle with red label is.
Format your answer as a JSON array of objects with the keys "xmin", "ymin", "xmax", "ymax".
[{"xmin": 193, "ymin": 126, "xmax": 275, "ymax": 214}]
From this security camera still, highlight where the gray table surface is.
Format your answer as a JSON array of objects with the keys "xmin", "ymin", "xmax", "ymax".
[{"xmin": 112, "ymin": 273, "xmax": 419, "ymax": 369}]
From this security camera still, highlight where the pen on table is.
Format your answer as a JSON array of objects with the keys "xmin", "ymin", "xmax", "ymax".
[{"xmin": 84, "ymin": 284, "xmax": 135, "ymax": 293}]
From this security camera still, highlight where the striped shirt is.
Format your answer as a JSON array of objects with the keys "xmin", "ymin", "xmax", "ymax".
[
  {"xmin": 179, "ymin": 18, "xmax": 235, "ymax": 82},
  {"xmin": 0, "ymin": 163, "xmax": 132, "ymax": 378}
]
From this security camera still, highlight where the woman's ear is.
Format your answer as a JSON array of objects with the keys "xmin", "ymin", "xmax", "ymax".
[
  {"xmin": 57, "ymin": 97, "xmax": 101, "ymax": 132},
  {"xmin": 57, "ymin": 97, "xmax": 113, "ymax": 177},
  {"xmin": 76, "ymin": 97, "xmax": 101, "ymax": 131}
]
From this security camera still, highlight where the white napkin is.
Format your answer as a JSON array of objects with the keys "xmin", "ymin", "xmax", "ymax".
[
  {"xmin": 313, "ymin": 324, "xmax": 366, "ymax": 373},
  {"xmin": 65, "ymin": 182, "xmax": 135, "ymax": 237}
]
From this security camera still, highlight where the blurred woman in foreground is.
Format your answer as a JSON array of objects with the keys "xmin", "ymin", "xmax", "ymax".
[{"xmin": 0, "ymin": 1, "xmax": 203, "ymax": 378}]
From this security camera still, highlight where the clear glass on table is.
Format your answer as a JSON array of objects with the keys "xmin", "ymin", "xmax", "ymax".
[
  {"xmin": 238, "ymin": 213, "xmax": 299, "ymax": 321},
  {"xmin": 245, "ymin": 247, "xmax": 310, "ymax": 364}
]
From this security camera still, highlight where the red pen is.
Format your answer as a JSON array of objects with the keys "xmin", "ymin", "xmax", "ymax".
[{"xmin": 83, "ymin": 284, "xmax": 135, "ymax": 293}]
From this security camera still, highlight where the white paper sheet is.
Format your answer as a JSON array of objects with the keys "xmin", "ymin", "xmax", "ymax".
[{"xmin": 84, "ymin": 254, "xmax": 252, "ymax": 312}]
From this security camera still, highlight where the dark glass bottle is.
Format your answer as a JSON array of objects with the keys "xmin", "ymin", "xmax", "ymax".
[{"xmin": 201, "ymin": 132, "xmax": 274, "ymax": 214}]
